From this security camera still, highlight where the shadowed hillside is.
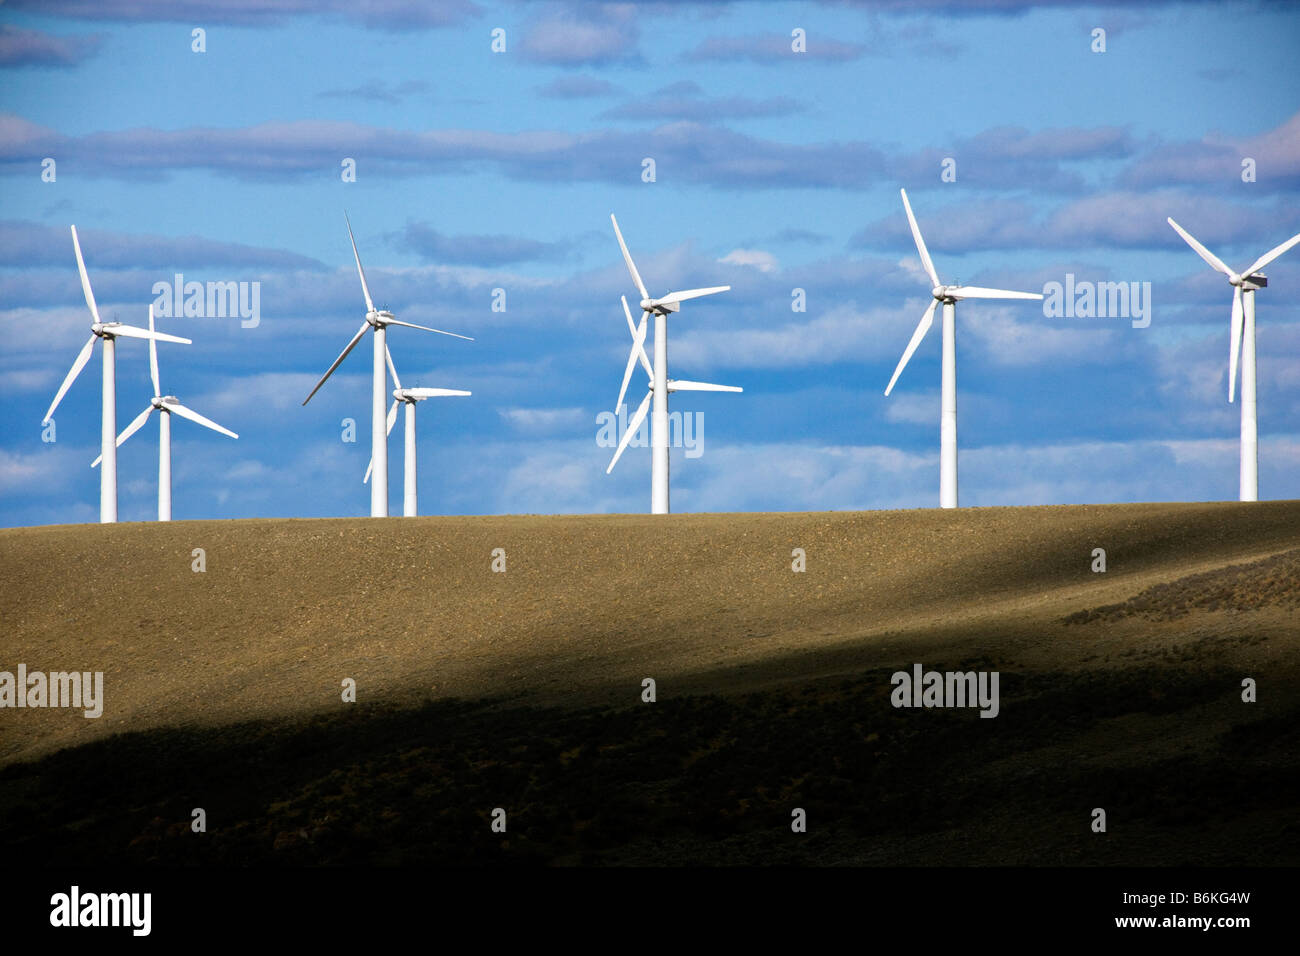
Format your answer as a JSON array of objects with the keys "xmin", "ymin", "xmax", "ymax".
[{"xmin": 2, "ymin": 502, "xmax": 1298, "ymax": 865}]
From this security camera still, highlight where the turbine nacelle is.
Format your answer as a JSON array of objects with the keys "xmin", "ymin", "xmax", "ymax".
[
  {"xmin": 1222, "ymin": 272, "xmax": 1266, "ymax": 291},
  {"xmin": 640, "ymin": 297, "xmax": 680, "ymax": 314},
  {"xmin": 393, "ymin": 387, "xmax": 438, "ymax": 403},
  {"xmin": 612, "ymin": 214, "xmax": 729, "ymax": 319},
  {"xmin": 90, "ymin": 320, "xmax": 186, "ymax": 342},
  {"xmin": 367, "ymin": 309, "xmax": 397, "ymax": 327}
]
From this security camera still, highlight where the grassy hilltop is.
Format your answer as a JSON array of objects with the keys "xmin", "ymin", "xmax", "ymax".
[{"xmin": 2, "ymin": 502, "xmax": 1298, "ymax": 865}]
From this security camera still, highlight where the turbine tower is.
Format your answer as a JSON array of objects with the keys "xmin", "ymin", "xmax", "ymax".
[
  {"xmin": 303, "ymin": 214, "xmax": 472, "ymax": 517},
  {"xmin": 606, "ymin": 214, "xmax": 740, "ymax": 514},
  {"xmin": 1167, "ymin": 218, "xmax": 1300, "ymax": 502},
  {"xmin": 42, "ymin": 226, "xmax": 192, "ymax": 523},
  {"xmin": 91, "ymin": 305, "xmax": 238, "ymax": 520},
  {"xmin": 884, "ymin": 188, "xmax": 1043, "ymax": 509},
  {"xmin": 364, "ymin": 346, "xmax": 470, "ymax": 517}
]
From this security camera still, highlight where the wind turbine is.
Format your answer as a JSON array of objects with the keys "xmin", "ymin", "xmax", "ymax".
[
  {"xmin": 605, "ymin": 214, "xmax": 740, "ymax": 514},
  {"xmin": 91, "ymin": 305, "xmax": 238, "ymax": 520},
  {"xmin": 1166, "ymin": 218, "xmax": 1300, "ymax": 502},
  {"xmin": 363, "ymin": 346, "xmax": 470, "ymax": 517},
  {"xmin": 302, "ymin": 214, "xmax": 472, "ymax": 517},
  {"xmin": 42, "ymin": 226, "xmax": 192, "ymax": 523},
  {"xmin": 884, "ymin": 188, "xmax": 1043, "ymax": 509}
]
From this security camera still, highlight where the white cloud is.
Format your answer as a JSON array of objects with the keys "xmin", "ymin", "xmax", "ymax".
[
  {"xmin": 962, "ymin": 307, "xmax": 1119, "ymax": 367},
  {"xmin": 499, "ymin": 406, "xmax": 589, "ymax": 432},
  {"xmin": 609, "ymin": 434, "xmax": 1300, "ymax": 514},
  {"xmin": 672, "ymin": 302, "xmax": 909, "ymax": 370},
  {"xmin": 718, "ymin": 248, "xmax": 779, "ymax": 274},
  {"xmin": 0, "ymin": 445, "xmax": 81, "ymax": 495},
  {"xmin": 883, "ymin": 390, "xmax": 938, "ymax": 425}
]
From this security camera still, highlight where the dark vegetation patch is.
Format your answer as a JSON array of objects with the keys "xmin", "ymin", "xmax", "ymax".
[
  {"xmin": 1064, "ymin": 548, "xmax": 1300, "ymax": 625},
  {"xmin": 2, "ymin": 661, "xmax": 1294, "ymax": 866}
]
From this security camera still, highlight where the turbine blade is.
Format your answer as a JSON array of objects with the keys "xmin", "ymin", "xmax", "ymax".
[
  {"xmin": 667, "ymin": 380, "xmax": 743, "ymax": 393},
  {"xmin": 385, "ymin": 344, "xmax": 401, "ymax": 392},
  {"xmin": 1229, "ymin": 286, "xmax": 1243, "ymax": 403},
  {"xmin": 900, "ymin": 189, "xmax": 940, "ymax": 287},
  {"xmin": 1241, "ymin": 231, "xmax": 1300, "ymax": 278},
  {"xmin": 363, "ymin": 455, "xmax": 374, "ymax": 484},
  {"xmin": 108, "ymin": 324, "xmax": 192, "ymax": 344},
  {"xmin": 1167, "ymin": 218, "xmax": 1233, "ymax": 276},
  {"xmin": 303, "ymin": 319, "xmax": 370, "ymax": 405},
  {"xmin": 404, "ymin": 387, "xmax": 471, "ymax": 398},
  {"xmin": 606, "ymin": 390, "xmax": 652, "ymax": 474},
  {"xmin": 623, "ymin": 296, "xmax": 654, "ymax": 380},
  {"xmin": 43, "ymin": 333, "xmax": 97, "ymax": 423},
  {"xmin": 949, "ymin": 286, "xmax": 1043, "ymax": 301},
  {"xmin": 611, "ymin": 213, "xmax": 649, "ymax": 300},
  {"xmin": 885, "ymin": 299, "xmax": 938, "ymax": 397},
  {"xmin": 92, "ymin": 404, "xmax": 155, "ymax": 467},
  {"xmin": 383, "ymin": 318, "xmax": 474, "ymax": 341},
  {"xmin": 345, "ymin": 212, "xmax": 375, "ymax": 313},
  {"xmin": 148, "ymin": 305, "xmax": 161, "ymax": 396},
  {"xmin": 163, "ymin": 400, "xmax": 239, "ymax": 438},
  {"xmin": 652, "ymin": 286, "xmax": 731, "ymax": 307},
  {"xmin": 70, "ymin": 225, "xmax": 102, "ymax": 326},
  {"xmin": 386, "ymin": 397, "xmax": 399, "ymax": 436},
  {"xmin": 615, "ymin": 347, "xmax": 639, "ymax": 413}
]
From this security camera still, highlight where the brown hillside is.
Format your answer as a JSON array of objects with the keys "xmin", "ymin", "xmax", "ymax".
[{"xmin": 2, "ymin": 502, "xmax": 1298, "ymax": 865}]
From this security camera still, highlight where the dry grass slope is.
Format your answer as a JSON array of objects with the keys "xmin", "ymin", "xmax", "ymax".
[{"xmin": 2, "ymin": 501, "xmax": 1298, "ymax": 865}]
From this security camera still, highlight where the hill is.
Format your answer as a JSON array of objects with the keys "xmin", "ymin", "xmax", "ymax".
[{"xmin": 2, "ymin": 502, "xmax": 1298, "ymax": 865}]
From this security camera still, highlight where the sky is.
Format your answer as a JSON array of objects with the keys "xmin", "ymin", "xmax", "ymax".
[{"xmin": 1, "ymin": 0, "xmax": 1298, "ymax": 526}]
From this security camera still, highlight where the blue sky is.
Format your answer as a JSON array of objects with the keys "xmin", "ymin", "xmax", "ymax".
[{"xmin": 2, "ymin": 0, "xmax": 1299, "ymax": 525}]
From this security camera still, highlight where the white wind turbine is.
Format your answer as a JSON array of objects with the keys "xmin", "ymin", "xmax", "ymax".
[
  {"xmin": 303, "ymin": 214, "xmax": 472, "ymax": 517},
  {"xmin": 42, "ymin": 226, "xmax": 192, "ymax": 524},
  {"xmin": 606, "ymin": 214, "xmax": 740, "ymax": 514},
  {"xmin": 884, "ymin": 188, "xmax": 1043, "ymax": 509},
  {"xmin": 363, "ymin": 345, "xmax": 470, "ymax": 517},
  {"xmin": 1167, "ymin": 217, "xmax": 1300, "ymax": 502},
  {"xmin": 91, "ymin": 305, "xmax": 238, "ymax": 520}
]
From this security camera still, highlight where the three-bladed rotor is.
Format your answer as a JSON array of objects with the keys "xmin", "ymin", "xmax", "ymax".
[
  {"xmin": 884, "ymin": 188, "xmax": 1043, "ymax": 397},
  {"xmin": 43, "ymin": 226, "xmax": 193, "ymax": 426},
  {"xmin": 302, "ymin": 214, "xmax": 474, "ymax": 407},
  {"xmin": 605, "ymin": 215, "xmax": 741, "ymax": 476},
  {"xmin": 363, "ymin": 345, "xmax": 471, "ymax": 484},
  {"xmin": 1167, "ymin": 217, "xmax": 1300, "ymax": 403}
]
